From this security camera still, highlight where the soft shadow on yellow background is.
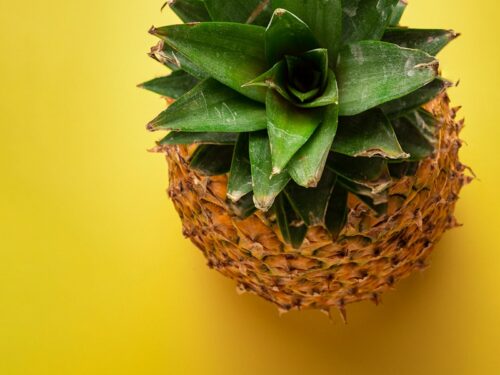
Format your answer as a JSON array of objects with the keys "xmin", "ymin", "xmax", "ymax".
[{"xmin": 0, "ymin": 1, "xmax": 499, "ymax": 374}]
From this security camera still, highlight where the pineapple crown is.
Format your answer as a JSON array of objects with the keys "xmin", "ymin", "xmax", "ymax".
[{"xmin": 142, "ymin": 0, "xmax": 458, "ymax": 248}]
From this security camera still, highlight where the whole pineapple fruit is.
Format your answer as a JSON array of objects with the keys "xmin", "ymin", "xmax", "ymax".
[{"xmin": 142, "ymin": 0, "xmax": 470, "ymax": 317}]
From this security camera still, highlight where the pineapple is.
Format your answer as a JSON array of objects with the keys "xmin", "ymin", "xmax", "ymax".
[{"xmin": 141, "ymin": 0, "xmax": 470, "ymax": 317}]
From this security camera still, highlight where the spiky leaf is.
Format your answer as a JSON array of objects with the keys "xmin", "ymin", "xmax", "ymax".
[
  {"xmin": 327, "ymin": 153, "xmax": 392, "ymax": 195},
  {"xmin": 325, "ymin": 183, "xmax": 348, "ymax": 239},
  {"xmin": 271, "ymin": 0, "xmax": 342, "ymax": 63},
  {"xmin": 149, "ymin": 41, "xmax": 208, "ymax": 79},
  {"xmin": 227, "ymin": 134, "xmax": 253, "ymax": 202},
  {"xmin": 383, "ymin": 28, "xmax": 459, "ymax": 56},
  {"xmin": 275, "ymin": 194, "xmax": 308, "ymax": 248},
  {"xmin": 389, "ymin": 0, "xmax": 407, "ymax": 26},
  {"xmin": 151, "ymin": 23, "xmax": 268, "ymax": 102},
  {"xmin": 285, "ymin": 168, "xmax": 337, "ymax": 226},
  {"xmin": 166, "ymin": 0, "xmax": 211, "ymax": 22},
  {"xmin": 289, "ymin": 104, "xmax": 338, "ymax": 187},
  {"xmin": 139, "ymin": 70, "xmax": 198, "ymax": 99},
  {"xmin": 159, "ymin": 131, "xmax": 238, "ymax": 145},
  {"xmin": 265, "ymin": 8, "xmax": 320, "ymax": 64},
  {"xmin": 204, "ymin": 0, "xmax": 272, "ymax": 26},
  {"xmin": 337, "ymin": 41, "xmax": 438, "ymax": 116},
  {"xmin": 148, "ymin": 79, "xmax": 267, "ymax": 132},
  {"xmin": 243, "ymin": 60, "xmax": 292, "ymax": 100},
  {"xmin": 249, "ymin": 131, "xmax": 290, "ymax": 211},
  {"xmin": 333, "ymin": 109, "xmax": 408, "ymax": 159},
  {"xmin": 189, "ymin": 145, "xmax": 234, "ymax": 175},
  {"xmin": 403, "ymin": 108, "xmax": 439, "ymax": 143},
  {"xmin": 266, "ymin": 90, "xmax": 324, "ymax": 175},
  {"xmin": 392, "ymin": 116, "xmax": 435, "ymax": 161},
  {"xmin": 327, "ymin": 153, "xmax": 389, "ymax": 183},
  {"xmin": 341, "ymin": 0, "xmax": 399, "ymax": 45},
  {"xmin": 380, "ymin": 78, "xmax": 451, "ymax": 117}
]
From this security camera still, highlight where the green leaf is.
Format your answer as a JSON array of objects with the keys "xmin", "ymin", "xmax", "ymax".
[
  {"xmin": 392, "ymin": 116, "xmax": 435, "ymax": 161},
  {"xmin": 326, "ymin": 153, "xmax": 392, "ymax": 195},
  {"xmin": 327, "ymin": 153, "xmax": 389, "ymax": 181},
  {"xmin": 151, "ymin": 23, "xmax": 268, "ymax": 102},
  {"xmin": 392, "ymin": 109, "xmax": 438, "ymax": 161},
  {"xmin": 227, "ymin": 192, "xmax": 257, "ymax": 219},
  {"xmin": 285, "ymin": 168, "xmax": 337, "ymax": 226},
  {"xmin": 139, "ymin": 71, "xmax": 198, "ymax": 99},
  {"xmin": 271, "ymin": 0, "xmax": 342, "ymax": 63},
  {"xmin": 189, "ymin": 145, "xmax": 234, "ymax": 175},
  {"xmin": 337, "ymin": 41, "xmax": 438, "ymax": 116},
  {"xmin": 227, "ymin": 134, "xmax": 253, "ymax": 202},
  {"xmin": 402, "ymin": 108, "xmax": 438, "ymax": 143},
  {"xmin": 325, "ymin": 182, "xmax": 348, "ymax": 239},
  {"xmin": 332, "ymin": 109, "xmax": 408, "ymax": 159},
  {"xmin": 383, "ymin": 28, "xmax": 460, "ymax": 56},
  {"xmin": 341, "ymin": 0, "xmax": 399, "ymax": 45},
  {"xmin": 243, "ymin": 61, "xmax": 293, "ymax": 101},
  {"xmin": 204, "ymin": 0, "xmax": 273, "ymax": 26},
  {"xmin": 380, "ymin": 78, "xmax": 451, "ymax": 117},
  {"xmin": 148, "ymin": 79, "xmax": 267, "ymax": 132},
  {"xmin": 166, "ymin": 0, "xmax": 211, "ymax": 22},
  {"xmin": 249, "ymin": 131, "xmax": 290, "ymax": 211},
  {"xmin": 288, "ymin": 104, "xmax": 338, "ymax": 187},
  {"xmin": 148, "ymin": 41, "xmax": 209, "ymax": 79},
  {"xmin": 288, "ymin": 85, "xmax": 320, "ymax": 103},
  {"xmin": 159, "ymin": 131, "xmax": 238, "ymax": 145},
  {"xmin": 265, "ymin": 8, "xmax": 320, "ymax": 64},
  {"xmin": 266, "ymin": 90, "xmax": 324, "ymax": 175},
  {"xmin": 388, "ymin": 0, "xmax": 407, "ymax": 26},
  {"xmin": 275, "ymin": 194, "xmax": 308, "ymax": 248}
]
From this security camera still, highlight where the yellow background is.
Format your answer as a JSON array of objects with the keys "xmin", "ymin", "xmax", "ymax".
[{"xmin": 1, "ymin": 1, "xmax": 499, "ymax": 374}]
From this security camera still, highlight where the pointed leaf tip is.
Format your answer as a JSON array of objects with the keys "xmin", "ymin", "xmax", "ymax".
[
  {"xmin": 160, "ymin": 1, "xmax": 173, "ymax": 12},
  {"xmin": 146, "ymin": 122, "xmax": 156, "ymax": 132},
  {"xmin": 148, "ymin": 79, "xmax": 267, "ymax": 133},
  {"xmin": 288, "ymin": 104, "xmax": 339, "ymax": 188},
  {"xmin": 265, "ymin": 8, "xmax": 320, "ymax": 64},
  {"xmin": 272, "ymin": 0, "xmax": 342, "ymax": 63},
  {"xmin": 249, "ymin": 131, "xmax": 290, "ymax": 212}
]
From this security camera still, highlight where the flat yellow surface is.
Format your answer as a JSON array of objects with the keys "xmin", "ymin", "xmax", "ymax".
[{"xmin": 0, "ymin": 1, "xmax": 499, "ymax": 374}]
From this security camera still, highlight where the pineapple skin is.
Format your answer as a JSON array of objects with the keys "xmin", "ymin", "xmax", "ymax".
[{"xmin": 163, "ymin": 93, "xmax": 470, "ymax": 313}]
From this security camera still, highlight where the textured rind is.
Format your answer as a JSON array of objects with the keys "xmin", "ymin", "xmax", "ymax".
[{"xmin": 162, "ymin": 93, "xmax": 470, "ymax": 314}]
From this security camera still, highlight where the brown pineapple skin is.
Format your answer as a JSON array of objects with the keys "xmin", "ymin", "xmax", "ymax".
[{"xmin": 163, "ymin": 94, "xmax": 470, "ymax": 314}]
